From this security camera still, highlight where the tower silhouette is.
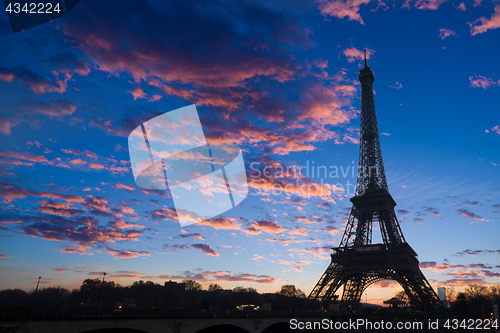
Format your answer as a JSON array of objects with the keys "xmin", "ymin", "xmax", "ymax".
[{"xmin": 308, "ymin": 51, "xmax": 442, "ymax": 310}]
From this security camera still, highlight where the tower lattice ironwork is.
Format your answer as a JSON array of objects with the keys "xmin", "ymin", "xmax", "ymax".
[{"xmin": 308, "ymin": 51, "xmax": 442, "ymax": 311}]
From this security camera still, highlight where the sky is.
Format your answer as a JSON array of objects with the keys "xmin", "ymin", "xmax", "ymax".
[{"xmin": 0, "ymin": 0, "xmax": 499, "ymax": 305}]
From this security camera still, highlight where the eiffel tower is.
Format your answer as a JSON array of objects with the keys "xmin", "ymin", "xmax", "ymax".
[{"xmin": 308, "ymin": 51, "xmax": 442, "ymax": 311}]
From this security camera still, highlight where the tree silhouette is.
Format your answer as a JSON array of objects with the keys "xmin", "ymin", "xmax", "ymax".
[
  {"xmin": 394, "ymin": 290, "xmax": 409, "ymax": 303},
  {"xmin": 182, "ymin": 280, "xmax": 202, "ymax": 291},
  {"xmin": 208, "ymin": 284, "xmax": 222, "ymax": 309},
  {"xmin": 182, "ymin": 280, "xmax": 202, "ymax": 309},
  {"xmin": 0, "ymin": 289, "xmax": 30, "ymax": 306},
  {"xmin": 278, "ymin": 284, "xmax": 305, "ymax": 298}
]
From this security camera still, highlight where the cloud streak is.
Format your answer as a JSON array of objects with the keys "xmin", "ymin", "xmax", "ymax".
[{"xmin": 470, "ymin": 5, "xmax": 500, "ymax": 36}]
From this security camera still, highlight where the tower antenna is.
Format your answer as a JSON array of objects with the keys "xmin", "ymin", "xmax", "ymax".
[{"xmin": 364, "ymin": 49, "xmax": 367, "ymax": 67}]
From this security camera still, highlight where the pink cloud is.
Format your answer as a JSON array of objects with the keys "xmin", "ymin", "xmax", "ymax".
[
  {"xmin": 248, "ymin": 220, "xmax": 287, "ymax": 234},
  {"xmin": 18, "ymin": 212, "xmax": 145, "ymax": 253},
  {"xmin": 149, "ymin": 207, "xmax": 177, "ymax": 221},
  {"xmin": 60, "ymin": 244, "xmax": 93, "ymax": 255},
  {"xmin": 1, "ymin": 149, "xmax": 50, "ymax": 164},
  {"xmin": 12, "ymin": 98, "xmax": 76, "ymax": 117},
  {"xmin": 108, "ymin": 218, "xmax": 145, "ymax": 230},
  {"xmin": 288, "ymin": 246, "xmax": 332, "ymax": 257},
  {"xmin": 324, "ymin": 226, "xmax": 342, "ymax": 234},
  {"xmin": 58, "ymin": 0, "xmax": 357, "ymax": 157},
  {"xmin": 128, "ymin": 87, "xmax": 146, "ymax": 101},
  {"xmin": 438, "ymin": 29, "xmax": 458, "ymax": 40},
  {"xmin": 105, "ymin": 247, "xmax": 150, "ymax": 259},
  {"xmin": 389, "ymin": 82, "xmax": 403, "ymax": 89},
  {"xmin": 114, "ymin": 182, "xmax": 136, "ymax": 192},
  {"xmin": 85, "ymin": 150, "xmax": 98, "ymax": 159},
  {"xmin": 470, "ymin": 5, "xmax": 500, "ymax": 35},
  {"xmin": 61, "ymin": 148, "xmax": 82, "ymax": 156},
  {"xmin": 165, "ymin": 243, "xmax": 219, "ymax": 257},
  {"xmin": 420, "ymin": 261, "xmax": 463, "ymax": 270},
  {"xmin": 247, "ymin": 158, "xmax": 342, "ymax": 199},
  {"xmin": 242, "ymin": 227, "xmax": 262, "ymax": 235},
  {"xmin": 70, "ymin": 158, "xmax": 86, "ymax": 165},
  {"xmin": 191, "ymin": 244, "xmax": 219, "ymax": 256},
  {"xmin": 37, "ymin": 200, "xmax": 83, "ymax": 217},
  {"xmin": 490, "ymin": 125, "xmax": 500, "ymax": 135},
  {"xmin": 0, "ymin": 115, "xmax": 21, "ymax": 136},
  {"xmin": 0, "ymin": 183, "xmax": 85, "ymax": 203},
  {"xmin": 197, "ymin": 216, "xmax": 242, "ymax": 230},
  {"xmin": 469, "ymin": 75, "xmax": 496, "ymax": 89},
  {"xmin": 90, "ymin": 163, "xmax": 105, "ymax": 170},
  {"xmin": 155, "ymin": 269, "xmax": 278, "ymax": 284},
  {"xmin": 0, "ymin": 66, "xmax": 68, "ymax": 94},
  {"xmin": 316, "ymin": 0, "xmax": 372, "ymax": 24},
  {"xmin": 396, "ymin": 209, "xmax": 411, "ymax": 216},
  {"xmin": 342, "ymin": 47, "xmax": 375, "ymax": 63},
  {"xmin": 403, "ymin": 0, "xmax": 448, "ymax": 10},
  {"xmin": 456, "ymin": 209, "xmax": 485, "ymax": 221},
  {"xmin": 289, "ymin": 227, "xmax": 309, "ymax": 236},
  {"xmin": 148, "ymin": 95, "xmax": 162, "ymax": 102},
  {"xmin": 178, "ymin": 232, "xmax": 204, "ymax": 240},
  {"xmin": 456, "ymin": 2, "xmax": 466, "ymax": 11}
]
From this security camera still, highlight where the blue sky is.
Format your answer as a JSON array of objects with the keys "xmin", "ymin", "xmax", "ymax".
[{"xmin": 0, "ymin": 0, "xmax": 499, "ymax": 304}]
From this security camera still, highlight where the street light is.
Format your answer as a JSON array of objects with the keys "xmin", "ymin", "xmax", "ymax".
[
  {"xmin": 31, "ymin": 276, "xmax": 41, "ymax": 306},
  {"xmin": 97, "ymin": 272, "xmax": 106, "ymax": 307},
  {"xmin": 365, "ymin": 293, "xmax": 368, "ymax": 307}
]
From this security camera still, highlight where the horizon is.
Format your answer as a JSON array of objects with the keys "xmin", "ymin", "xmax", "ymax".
[{"xmin": 1, "ymin": 0, "xmax": 499, "ymax": 308}]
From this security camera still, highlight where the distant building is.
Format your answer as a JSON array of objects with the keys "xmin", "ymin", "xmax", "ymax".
[
  {"xmin": 165, "ymin": 280, "xmax": 186, "ymax": 308},
  {"xmin": 437, "ymin": 287, "xmax": 447, "ymax": 306},
  {"xmin": 262, "ymin": 303, "xmax": 272, "ymax": 311}
]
